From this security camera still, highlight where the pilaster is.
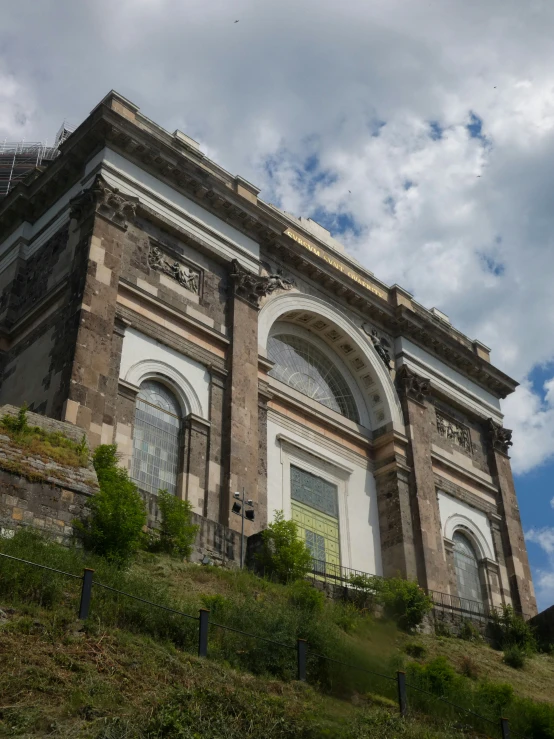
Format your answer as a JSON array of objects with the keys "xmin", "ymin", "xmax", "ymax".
[
  {"xmin": 396, "ymin": 365, "xmax": 450, "ymax": 592},
  {"xmin": 486, "ymin": 419, "xmax": 538, "ymax": 616}
]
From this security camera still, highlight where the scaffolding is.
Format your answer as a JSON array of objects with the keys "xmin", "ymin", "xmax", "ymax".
[{"xmin": 0, "ymin": 121, "xmax": 76, "ymax": 199}]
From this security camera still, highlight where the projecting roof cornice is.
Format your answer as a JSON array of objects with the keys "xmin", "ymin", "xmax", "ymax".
[{"xmin": 0, "ymin": 91, "xmax": 518, "ymax": 399}]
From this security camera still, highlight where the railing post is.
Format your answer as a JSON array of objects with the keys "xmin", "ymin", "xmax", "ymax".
[
  {"xmin": 198, "ymin": 608, "xmax": 209, "ymax": 658},
  {"xmin": 79, "ymin": 568, "xmax": 94, "ymax": 620},
  {"xmin": 500, "ymin": 718, "xmax": 510, "ymax": 738},
  {"xmin": 397, "ymin": 671, "xmax": 407, "ymax": 717},
  {"xmin": 297, "ymin": 639, "xmax": 307, "ymax": 681}
]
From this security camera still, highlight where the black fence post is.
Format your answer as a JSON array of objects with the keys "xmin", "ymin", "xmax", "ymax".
[
  {"xmin": 397, "ymin": 671, "xmax": 407, "ymax": 717},
  {"xmin": 198, "ymin": 608, "xmax": 209, "ymax": 658},
  {"xmin": 500, "ymin": 718, "xmax": 510, "ymax": 738},
  {"xmin": 79, "ymin": 568, "xmax": 94, "ymax": 620},
  {"xmin": 297, "ymin": 639, "xmax": 307, "ymax": 681}
]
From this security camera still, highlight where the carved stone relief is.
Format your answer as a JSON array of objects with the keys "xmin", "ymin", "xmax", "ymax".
[
  {"xmin": 148, "ymin": 245, "xmax": 201, "ymax": 294},
  {"xmin": 230, "ymin": 259, "xmax": 294, "ymax": 307},
  {"xmin": 396, "ymin": 364, "xmax": 431, "ymax": 403},
  {"xmin": 70, "ymin": 174, "xmax": 139, "ymax": 229},
  {"xmin": 436, "ymin": 411, "xmax": 472, "ymax": 452},
  {"xmin": 485, "ymin": 418, "xmax": 513, "ymax": 454},
  {"xmin": 362, "ymin": 323, "xmax": 393, "ymax": 371}
]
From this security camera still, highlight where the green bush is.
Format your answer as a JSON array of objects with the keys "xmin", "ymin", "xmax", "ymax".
[
  {"xmin": 459, "ymin": 619, "xmax": 482, "ymax": 642},
  {"xmin": 150, "ymin": 490, "xmax": 199, "ymax": 558},
  {"xmin": 287, "ymin": 579, "xmax": 325, "ymax": 613},
  {"xmin": 404, "ymin": 641, "xmax": 427, "ymax": 659},
  {"xmin": 1, "ymin": 403, "xmax": 29, "ymax": 433},
  {"xmin": 74, "ymin": 445, "xmax": 146, "ymax": 564},
  {"xmin": 503, "ymin": 644, "xmax": 526, "ymax": 669},
  {"xmin": 256, "ymin": 511, "xmax": 313, "ymax": 583},
  {"xmin": 475, "ymin": 680, "xmax": 514, "ymax": 714},
  {"xmin": 489, "ymin": 605, "xmax": 536, "ymax": 654},
  {"xmin": 380, "ymin": 578, "xmax": 433, "ymax": 631},
  {"xmin": 408, "ymin": 656, "xmax": 460, "ymax": 697}
]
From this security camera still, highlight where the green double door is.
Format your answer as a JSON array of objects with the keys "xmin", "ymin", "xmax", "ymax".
[{"xmin": 290, "ymin": 465, "xmax": 340, "ymax": 576}]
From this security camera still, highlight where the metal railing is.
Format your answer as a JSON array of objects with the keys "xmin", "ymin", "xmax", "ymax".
[
  {"xmin": 428, "ymin": 589, "xmax": 529, "ymax": 621},
  {"xmin": 0, "ymin": 549, "xmax": 526, "ymax": 738}
]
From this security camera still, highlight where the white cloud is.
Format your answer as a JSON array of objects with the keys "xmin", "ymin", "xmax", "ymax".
[
  {"xmin": 2, "ymin": 0, "xmax": 554, "ymax": 476},
  {"xmin": 526, "ymin": 528, "xmax": 554, "ymax": 611}
]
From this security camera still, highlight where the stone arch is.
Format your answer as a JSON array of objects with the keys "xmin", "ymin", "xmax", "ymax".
[
  {"xmin": 124, "ymin": 358, "xmax": 204, "ymax": 418},
  {"xmin": 258, "ymin": 292, "xmax": 403, "ymax": 430},
  {"xmin": 444, "ymin": 513, "xmax": 494, "ymax": 561}
]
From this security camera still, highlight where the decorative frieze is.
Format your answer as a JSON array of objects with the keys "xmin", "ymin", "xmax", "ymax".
[
  {"xmin": 148, "ymin": 245, "xmax": 201, "ymax": 294},
  {"xmin": 230, "ymin": 259, "xmax": 294, "ymax": 307},
  {"xmin": 70, "ymin": 174, "xmax": 138, "ymax": 229},
  {"xmin": 485, "ymin": 418, "xmax": 513, "ymax": 454},
  {"xmin": 436, "ymin": 411, "xmax": 472, "ymax": 452},
  {"xmin": 396, "ymin": 365, "xmax": 431, "ymax": 403}
]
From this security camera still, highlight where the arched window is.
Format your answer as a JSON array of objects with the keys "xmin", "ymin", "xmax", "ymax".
[
  {"xmin": 131, "ymin": 380, "xmax": 181, "ymax": 496},
  {"xmin": 453, "ymin": 531, "xmax": 486, "ymax": 612},
  {"xmin": 267, "ymin": 333, "xmax": 359, "ymax": 422}
]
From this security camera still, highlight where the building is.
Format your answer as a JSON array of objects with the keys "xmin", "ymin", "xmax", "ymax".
[{"xmin": 0, "ymin": 91, "xmax": 537, "ymax": 617}]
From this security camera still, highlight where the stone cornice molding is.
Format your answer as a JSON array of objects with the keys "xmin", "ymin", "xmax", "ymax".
[
  {"xmin": 396, "ymin": 364, "xmax": 431, "ymax": 404},
  {"xmin": 69, "ymin": 174, "xmax": 139, "ymax": 230},
  {"xmin": 485, "ymin": 418, "xmax": 513, "ymax": 455}
]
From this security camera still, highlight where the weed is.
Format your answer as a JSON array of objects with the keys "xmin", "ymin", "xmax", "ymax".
[
  {"xmin": 458, "ymin": 655, "xmax": 480, "ymax": 679},
  {"xmin": 404, "ymin": 641, "xmax": 427, "ymax": 659},
  {"xmin": 503, "ymin": 644, "xmax": 526, "ymax": 669}
]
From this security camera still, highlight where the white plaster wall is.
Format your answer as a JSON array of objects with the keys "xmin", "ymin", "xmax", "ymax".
[
  {"xmin": 96, "ymin": 148, "xmax": 260, "ymax": 269},
  {"xmin": 396, "ymin": 337, "xmax": 502, "ymax": 420},
  {"xmin": 267, "ymin": 416, "xmax": 382, "ymax": 576},
  {"xmin": 437, "ymin": 491, "xmax": 495, "ymax": 561},
  {"xmin": 120, "ymin": 328, "xmax": 210, "ymax": 420}
]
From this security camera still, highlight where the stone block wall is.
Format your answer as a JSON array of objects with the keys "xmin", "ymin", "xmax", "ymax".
[{"xmin": 529, "ymin": 604, "xmax": 554, "ymax": 648}]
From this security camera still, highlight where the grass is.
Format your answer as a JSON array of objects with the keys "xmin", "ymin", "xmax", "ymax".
[
  {"xmin": 0, "ymin": 411, "xmax": 89, "ymax": 471},
  {"xmin": 1, "ymin": 530, "xmax": 554, "ymax": 738}
]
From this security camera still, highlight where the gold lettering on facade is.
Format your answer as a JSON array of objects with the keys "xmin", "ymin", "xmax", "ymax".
[{"xmin": 284, "ymin": 228, "xmax": 387, "ymax": 300}]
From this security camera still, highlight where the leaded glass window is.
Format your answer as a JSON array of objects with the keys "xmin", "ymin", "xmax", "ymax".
[
  {"xmin": 291, "ymin": 465, "xmax": 339, "ymax": 519},
  {"xmin": 131, "ymin": 380, "xmax": 180, "ymax": 496},
  {"xmin": 268, "ymin": 333, "xmax": 359, "ymax": 422},
  {"xmin": 453, "ymin": 532, "xmax": 485, "ymax": 610},
  {"xmin": 306, "ymin": 530, "xmax": 326, "ymax": 572}
]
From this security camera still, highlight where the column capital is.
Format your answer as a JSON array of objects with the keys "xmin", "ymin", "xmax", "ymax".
[
  {"xmin": 396, "ymin": 364, "xmax": 431, "ymax": 404},
  {"xmin": 485, "ymin": 418, "xmax": 513, "ymax": 455},
  {"xmin": 70, "ymin": 173, "xmax": 139, "ymax": 230},
  {"xmin": 229, "ymin": 259, "xmax": 294, "ymax": 308}
]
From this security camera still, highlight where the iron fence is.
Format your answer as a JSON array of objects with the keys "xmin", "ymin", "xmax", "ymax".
[{"xmin": 0, "ymin": 549, "xmax": 527, "ymax": 738}]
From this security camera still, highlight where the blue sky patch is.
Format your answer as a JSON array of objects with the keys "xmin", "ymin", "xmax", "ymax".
[
  {"xmin": 467, "ymin": 111, "xmax": 483, "ymax": 139},
  {"xmin": 309, "ymin": 206, "xmax": 362, "ymax": 238},
  {"xmin": 403, "ymin": 180, "xmax": 414, "ymax": 190},
  {"xmin": 428, "ymin": 121, "xmax": 443, "ymax": 140},
  {"xmin": 527, "ymin": 362, "xmax": 554, "ymax": 403},
  {"xmin": 479, "ymin": 252, "xmax": 505, "ymax": 276}
]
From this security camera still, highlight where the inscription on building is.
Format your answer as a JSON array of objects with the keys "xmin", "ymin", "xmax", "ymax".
[
  {"xmin": 284, "ymin": 228, "xmax": 387, "ymax": 300},
  {"xmin": 436, "ymin": 411, "xmax": 472, "ymax": 452}
]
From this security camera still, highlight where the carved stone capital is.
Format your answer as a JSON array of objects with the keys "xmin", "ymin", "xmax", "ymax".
[
  {"xmin": 396, "ymin": 364, "xmax": 431, "ymax": 403},
  {"xmin": 230, "ymin": 259, "xmax": 294, "ymax": 307},
  {"xmin": 70, "ymin": 174, "xmax": 139, "ymax": 230},
  {"xmin": 485, "ymin": 418, "xmax": 513, "ymax": 454}
]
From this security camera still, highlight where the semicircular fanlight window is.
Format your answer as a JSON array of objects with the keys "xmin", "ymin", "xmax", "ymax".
[{"xmin": 267, "ymin": 334, "xmax": 359, "ymax": 422}]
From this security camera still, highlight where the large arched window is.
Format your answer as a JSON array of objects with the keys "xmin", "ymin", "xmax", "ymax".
[
  {"xmin": 453, "ymin": 531, "xmax": 486, "ymax": 612},
  {"xmin": 131, "ymin": 380, "xmax": 181, "ymax": 496},
  {"xmin": 267, "ymin": 333, "xmax": 359, "ymax": 422}
]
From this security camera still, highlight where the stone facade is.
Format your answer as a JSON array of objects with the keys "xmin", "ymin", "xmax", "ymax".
[{"xmin": 0, "ymin": 90, "xmax": 538, "ymax": 618}]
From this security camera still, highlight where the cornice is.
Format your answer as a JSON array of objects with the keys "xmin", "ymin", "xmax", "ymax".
[{"xmin": 0, "ymin": 92, "xmax": 518, "ymax": 400}]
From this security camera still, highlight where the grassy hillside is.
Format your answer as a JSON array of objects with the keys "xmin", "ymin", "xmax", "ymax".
[{"xmin": 1, "ymin": 531, "xmax": 553, "ymax": 738}]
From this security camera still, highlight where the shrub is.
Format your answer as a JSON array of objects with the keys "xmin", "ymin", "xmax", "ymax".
[
  {"xmin": 256, "ymin": 511, "xmax": 313, "ymax": 583},
  {"xmin": 459, "ymin": 655, "xmax": 479, "ymax": 680},
  {"xmin": 348, "ymin": 573, "xmax": 382, "ymax": 610},
  {"xmin": 152, "ymin": 490, "xmax": 199, "ymax": 558},
  {"xmin": 407, "ymin": 656, "xmax": 460, "ymax": 697},
  {"xmin": 404, "ymin": 641, "xmax": 427, "ymax": 659},
  {"xmin": 459, "ymin": 619, "xmax": 482, "ymax": 642},
  {"xmin": 1, "ymin": 404, "xmax": 30, "ymax": 433},
  {"xmin": 287, "ymin": 579, "xmax": 325, "ymax": 613},
  {"xmin": 475, "ymin": 681, "xmax": 514, "ymax": 715},
  {"xmin": 503, "ymin": 644, "xmax": 526, "ymax": 669},
  {"xmin": 74, "ymin": 445, "xmax": 146, "ymax": 564},
  {"xmin": 489, "ymin": 605, "xmax": 536, "ymax": 654},
  {"xmin": 380, "ymin": 578, "xmax": 433, "ymax": 631}
]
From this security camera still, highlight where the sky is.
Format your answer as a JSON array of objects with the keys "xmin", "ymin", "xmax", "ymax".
[{"xmin": 1, "ymin": 0, "xmax": 554, "ymax": 610}]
